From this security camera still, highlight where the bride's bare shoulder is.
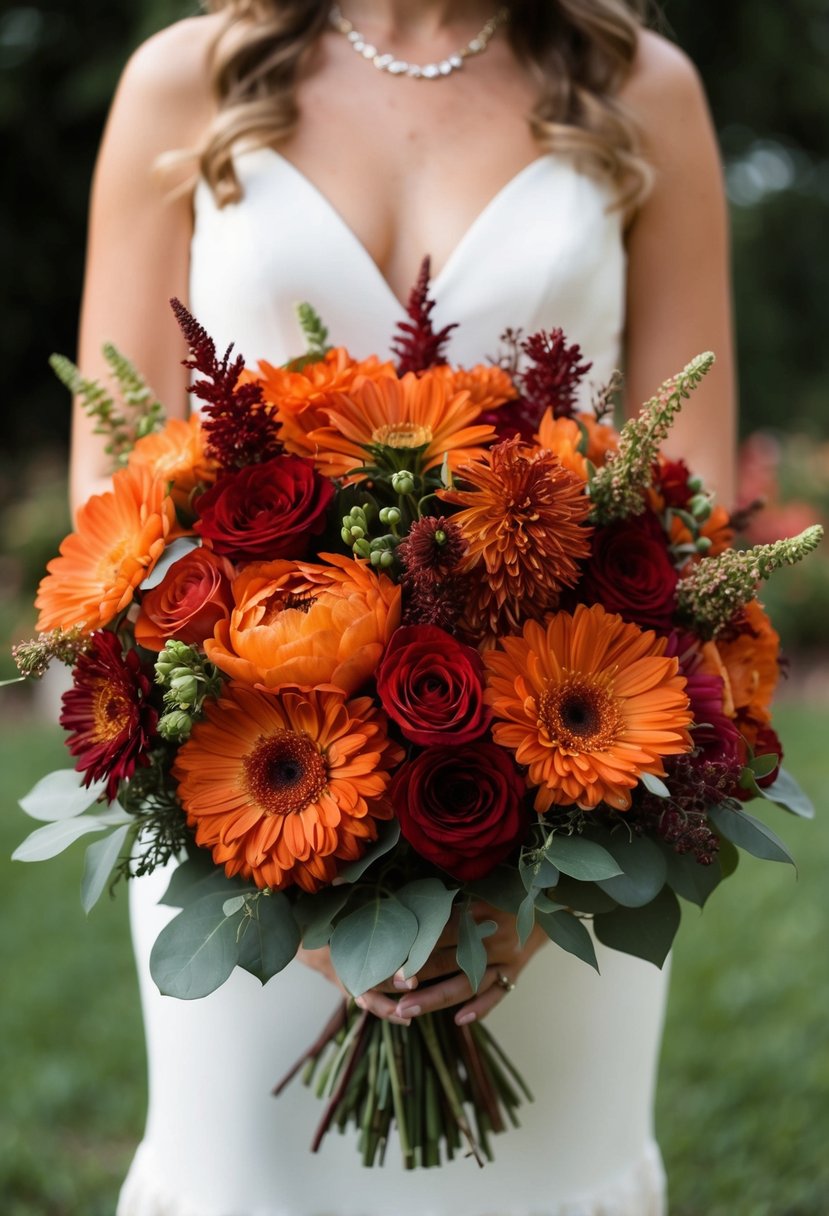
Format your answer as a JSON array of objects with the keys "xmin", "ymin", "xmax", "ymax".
[{"xmin": 620, "ymin": 28, "xmax": 711, "ymax": 137}]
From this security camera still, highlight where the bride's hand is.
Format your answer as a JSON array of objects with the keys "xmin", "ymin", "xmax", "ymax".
[{"xmin": 295, "ymin": 944, "xmax": 415, "ymax": 1027}]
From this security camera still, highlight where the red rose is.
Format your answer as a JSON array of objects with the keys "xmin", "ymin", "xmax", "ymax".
[
  {"xmin": 577, "ymin": 509, "xmax": 678, "ymax": 631},
  {"xmin": 194, "ymin": 455, "xmax": 335, "ymax": 562},
  {"xmin": 391, "ymin": 743, "xmax": 527, "ymax": 881},
  {"xmin": 376, "ymin": 625, "xmax": 490, "ymax": 746},
  {"xmin": 135, "ymin": 547, "xmax": 235, "ymax": 651}
]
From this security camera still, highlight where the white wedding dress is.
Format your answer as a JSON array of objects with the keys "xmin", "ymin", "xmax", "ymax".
[{"xmin": 117, "ymin": 148, "xmax": 670, "ymax": 1216}]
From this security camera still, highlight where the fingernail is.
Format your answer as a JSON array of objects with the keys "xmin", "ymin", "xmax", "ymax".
[
  {"xmin": 392, "ymin": 1016, "xmax": 412, "ymax": 1027},
  {"xmin": 455, "ymin": 1010, "xmax": 476, "ymax": 1026},
  {"xmin": 355, "ymin": 996, "xmax": 367, "ymax": 1010},
  {"xmin": 396, "ymin": 1003, "xmax": 421, "ymax": 1018},
  {"xmin": 393, "ymin": 975, "xmax": 416, "ymax": 991}
]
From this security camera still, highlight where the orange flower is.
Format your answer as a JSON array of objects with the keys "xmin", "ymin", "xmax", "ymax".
[
  {"xmin": 252, "ymin": 347, "xmax": 396, "ymax": 460},
  {"xmin": 439, "ymin": 436, "xmax": 592, "ymax": 637},
  {"xmin": 699, "ymin": 599, "xmax": 780, "ymax": 724},
  {"xmin": 128, "ymin": 415, "xmax": 217, "ymax": 510},
  {"xmin": 484, "ymin": 603, "xmax": 692, "ymax": 812},
  {"xmin": 668, "ymin": 503, "xmax": 734, "ymax": 559},
  {"xmin": 535, "ymin": 410, "xmax": 619, "ymax": 481},
  {"xmin": 436, "ymin": 364, "xmax": 517, "ymax": 414},
  {"xmin": 205, "ymin": 553, "xmax": 401, "ymax": 693},
  {"xmin": 35, "ymin": 464, "xmax": 176, "ymax": 633},
  {"xmin": 297, "ymin": 370, "xmax": 496, "ymax": 482},
  {"xmin": 173, "ymin": 685, "xmax": 404, "ymax": 892}
]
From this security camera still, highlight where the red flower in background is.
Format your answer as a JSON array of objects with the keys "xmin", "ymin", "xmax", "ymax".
[
  {"xmin": 135, "ymin": 548, "xmax": 235, "ymax": 652},
  {"xmin": 376, "ymin": 625, "xmax": 490, "ymax": 746},
  {"xmin": 60, "ymin": 631, "xmax": 158, "ymax": 801},
  {"xmin": 392, "ymin": 743, "xmax": 527, "ymax": 881},
  {"xmin": 195, "ymin": 455, "xmax": 334, "ymax": 563},
  {"xmin": 576, "ymin": 509, "xmax": 678, "ymax": 632}
]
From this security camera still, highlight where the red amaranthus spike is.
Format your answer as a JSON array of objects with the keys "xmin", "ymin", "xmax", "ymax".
[
  {"xmin": 171, "ymin": 298, "xmax": 283, "ymax": 470},
  {"xmin": 518, "ymin": 327, "xmax": 593, "ymax": 424},
  {"xmin": 392, "ymin": 256, "xmax": 458, "ymax": 374}
]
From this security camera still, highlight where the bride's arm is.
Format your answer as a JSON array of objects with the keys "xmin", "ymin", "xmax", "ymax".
[{"xmin": 70, "ymin": 17, "xmax": 220, "ymax": 516}]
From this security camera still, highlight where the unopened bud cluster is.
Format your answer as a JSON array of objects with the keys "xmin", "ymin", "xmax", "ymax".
[
  {"xmin": 341, "ymin": 503, "xmax": 399, "ymax": 569},
  {"xmin": 154, "ymin": 640, "xmax": 223, "ymax": 741}
]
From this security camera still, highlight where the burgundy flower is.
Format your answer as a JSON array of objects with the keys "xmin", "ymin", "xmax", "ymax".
[
  {"xmin": 577, "ymin": 509, "xmax": 678, "ymax": 632},
  {"xmin": 135, "ymin": 548, "xmax": 235, "ymax": 651},
  {"xmin": 391, "ymin": 743, "xmax": 528, "ymax": 881},
  {"xmin": 398, "ymin": 516, "xmax": 467, "ymax": 585},
  {"xmin": 194, "ymin": 455, "xmax": 334, "ymax": 562},
  {"xmin": 736, "ymin": 716, "xmax": 783, "ymax": 799},
  {"xmin": 656, "ymin": 459, "xmax": 693, "ymax": 509},
  {"xmin": 60, "ymin": 630, "xmax": 158, "ymax": 801},
  {"xmin": 377, "ymin": 625, "xmax": 490, "ymax": 746}
]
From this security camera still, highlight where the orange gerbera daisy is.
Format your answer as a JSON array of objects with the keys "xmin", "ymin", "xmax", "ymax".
[
  {"xmin": 205, "ymin": 553, "xmax": 401, "ymax": 693},
  {"xmin": 251, "ymin": 347, "xmax": 396, "ymax": 460},
  {"xmin": 128, "ymin": 415, "xmax": 217, "ymax": 511},
  {"xmin": 173, "ymin": 685, "xmax": 404, "ymax": 892},
  {"xmin": 439, "ymin": 436, "xmax": 592, "ymax": 636},
  {"xmin": 297, "ymin": 370, "xmax": 496, "ymax": 482},
  {"xmin": 35, "ymin": 464, "xmax": 176, "ymax": 633},
  {"xmin": 535, "ymin": 410, "xmax": 619, "ymax": 481},
  {"xmin": 484, "ymin": 603, "xmax": 692, "ymax": 812}
]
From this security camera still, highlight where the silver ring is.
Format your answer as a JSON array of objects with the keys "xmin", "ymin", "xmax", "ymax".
[{"xmin": 495, "ymin": 971, "xmax": 516, "ymax": 994}]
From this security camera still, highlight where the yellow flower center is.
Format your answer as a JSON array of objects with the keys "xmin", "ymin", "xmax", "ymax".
[
  {"xmin": 536, "ymin": 671, "xmax": 622, "ymax": 754},
  {"xmin": 91, "ymin": 678, "xmax": 131, "ymax": 743},
  {"xmin": 370, "ymin": 422, "xmax": 433, "ymax": 449},
  {"xmin": 244, "ymin": 730, "xmax": 327, "ymax": 816}
]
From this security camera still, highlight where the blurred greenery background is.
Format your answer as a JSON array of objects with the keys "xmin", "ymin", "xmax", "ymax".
[{"xmin": 0, "ymin": 1, "xmax": 827, "ymax": 1213}]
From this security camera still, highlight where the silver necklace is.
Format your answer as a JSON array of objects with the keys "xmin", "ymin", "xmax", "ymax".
[{"xmin": 329, "ymin": 5, "xmax": 510, "ymax": 80}]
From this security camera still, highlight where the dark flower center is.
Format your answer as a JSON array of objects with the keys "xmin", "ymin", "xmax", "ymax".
[
  {"xmin": 244, "ymin": 730, "xmax": 327, "ymax": 815},
  {"xmin": 537, "ymin": 672, "xmax": 622, "ymax": 753}
]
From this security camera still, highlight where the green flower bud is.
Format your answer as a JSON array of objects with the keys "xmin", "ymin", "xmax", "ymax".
[
  {"xmin": 340, "ymin": 527, "xmax": 352, "ymax": 544},
  {"xmin": 689, "ymin": 494, "xmax": 712, "ymax": 522},
  {"xmin": 370, "ymin": 550, "xmax": 383, "ymax": 567},
  {"xmin": 687, "ymin": 474, "xmax": 705, "ymax": 494},
  {"xmin": 695, "ymin": 535, "xmax": 713, "ymax": 554},
  {"xmin": 378, "ymin": 506, "xmax": 401, "ymax": 526},
  {"xmin": 157, "ymin": 709, "xmax": 194, "ymax": 742},
  {"xmin": 379, "ymin": 550, "xmax": 394, "ymax": 569},
  {"xmin": 349, "ymin": 525, "xmax": 365, "ymax": 540},
  {"xmin": 391, "ymin": 471, "xmax": 415, "ymax": 495},
  {"xmin": 353, "ymin": 539, "xmax": 372, "ymax": 559},
  {"xmin": 169, "ymin": 672, "xmax": 199, "ymax": 705}
]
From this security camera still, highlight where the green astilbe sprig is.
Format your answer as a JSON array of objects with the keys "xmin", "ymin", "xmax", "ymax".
[
  {"xmin": 284, "ymin": 303, "xmax": 332, "ymax": 372},
  {"xmin": 588, "ymin": 352, "xmax": 715, "ymax": 524},
  {"xmin": 676, "ymin": 525, "xmax": 824, "ymax": 638},
  {"xmin": 12, "ymin": 626, "xmax": 91, "ymax": 679},
  {"xmin": 49, "ymin": 342, "xmax": 164, "ymax": 467}
]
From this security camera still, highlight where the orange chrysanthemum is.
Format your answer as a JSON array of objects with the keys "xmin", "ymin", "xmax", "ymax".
[
  {"xmin": 173, "ymin": 685, "xmax": 404, "ymax": 892},
  {"xmin": 295, "ymin": 370, "xmax": 496, "ymax": 482},
  {"xmin": 699, "ymin": 599, "xmax": 780, "ymax": 724},
  {"xmin": 436, "ymin": 364, "xmax": 517, "ymax": 414},
  {"xmin": 128, "ymin": 415, "xmax": 217, "ymax": 510},
  {"xmin": 484, "ymin": 603, "xmax": 692, "ymax": 811},
  {"xmin": 535, "ymin": 410, "xmax": 619, "ymax": 481},
  {"xmin": 205, "ymin": 553, "xmax": 401, "ymax": 693},
  {"xmin": 35, "ymin": 464, "xmax": 176, "ymax": 633},
  {"xmin": 439, "ymin": 436, "xmax": 592, "ymax": 636},
  {"xmin": 252, "ymin": 347, "xmax": 396, "ymax": 460}
]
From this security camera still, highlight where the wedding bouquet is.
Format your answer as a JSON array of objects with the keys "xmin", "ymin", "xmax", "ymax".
[{"xmin": 13, "ymin": 262, "xmax": 821, "ymax": 1168}]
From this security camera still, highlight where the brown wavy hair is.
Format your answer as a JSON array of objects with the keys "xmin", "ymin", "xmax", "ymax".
[{"xmin": 199, "ymin": 0, "xmax": 653, "ymax": 210}]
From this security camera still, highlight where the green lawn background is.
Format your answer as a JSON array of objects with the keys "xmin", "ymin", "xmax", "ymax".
[{"xmin": 1, "ymin": 704, "xmax": 826, "ymax": 1215}]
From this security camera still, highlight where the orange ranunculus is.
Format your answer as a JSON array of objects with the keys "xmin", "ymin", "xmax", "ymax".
[
  {"xmin": 484, "ymin": 603, "xmax": 692, "ymax": 812},
  {"xmin": 535, "ymin": 410, "xmax": 619, "ymax": 481},
  {"xmin": 35, "ymin": 464, "xmax": 176, "ymax": 633},
  {"xmin": 204, "ymin": 553, "xmax": 401, "ymax": 694},
  {"xmin": 134, "ymin": 546, "xmax": 235, "ymax": 651},
  {"xmin": 128, "ymin": 415, "xmax": 217, "ymax": 510},
  {"xmin": 251, "ymin": 347, "xmax": 396, "ymax": 460},
  {"xmin": 173, "ymin": 685, "xmax": 404, "ymax": 892},
  {"xmin": 297, "ymin": 370, "xmax": 496, "ymax": 482},
  {"xmin": 700, "ymin": 599, "xmax": 780, "ymax": 725}
]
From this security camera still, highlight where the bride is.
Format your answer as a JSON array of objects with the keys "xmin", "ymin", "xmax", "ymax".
[{"xmin": 71, "ymin": 2, "xmax": 736, "ymax": 1213}]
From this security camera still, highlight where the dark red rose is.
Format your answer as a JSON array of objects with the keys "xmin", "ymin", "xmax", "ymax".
[
  {"xmin": 135, "ymin": 547, "xmax": 235, "ymax": 651},
  {"xmin": 391, "ymin": 743, "xmax": 527, "ymax": 881},
  {"xmin": 577, "ymin": 509, "xmax": 678, "ymax": 631},
  {"xmin": 194, "ymin": 455, "xmax": 334, "ymax": 562},
  {"xmin": 377, "ymin": 625, "xmax": 490, "ymax": 746}
]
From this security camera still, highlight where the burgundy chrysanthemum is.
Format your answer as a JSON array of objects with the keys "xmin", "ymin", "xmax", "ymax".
[
  {"xmin": 171, "ymin": 298, "xmax": 283, "ymax": 471},
  {"xmin": 391, "ymin": 257, "xmax": 458, "ymax": 374},
  {"xmin": 60, "ymin": 630, "xmax": 158, "ymax": 801},
  {"xmin": 398, "ymin": 516, "xmax": 467, "ymax": 584}
]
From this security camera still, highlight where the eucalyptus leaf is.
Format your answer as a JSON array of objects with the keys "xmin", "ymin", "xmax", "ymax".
[
  {"xmin": 536, "ymin": 910, "xmax": 599, "ymax": 971},
  {"xmin": 158, "ymin": 852, "xmax": 232, "ymax": 907},
  {"xmin": 718, "ymin": 837, "xmax": 740, "ymax": 879},
  {"xmin": 396, "ymin": 879, "xmax": 458, "ymax": 979},
  {"xmin": 640, "ymin": 772, "xmax": 671, "ymax": 798},
  {"xmin": 333, "ymin": 820, "xmax": 400, "ymax": 885},
  {"xmin": 80, "ymin": 823, "xmax": 132, "ymax": 913},
  {"xmin": 593, "ymin": 886, "xmax": 681, "ymax": 968},
  {"xmin": 595, "ymin": 833, "xmax": 668, "ymax": 908},
  {"xmin": 661, "ymin": 842, "xmax": 724, "ymax": 908},
  {"xmin": 237, "ymin": 891, "xmax": 300, "ymax": 984},
  {"xmin": 466, "ymin": 866, "xmax": 526, "ymax": 914},
  {"xmin": 516, "ymin": 890, "xmax": 536, "ymax": 948},
  {"xmin": 140, "ymin": 536, "xmax": 199, "ymax": 590},
  {"xmin": 456, "ymin": 905, "xmax": 496, "ymax": 993},
  {"xmin": 519, "ymin": 855, "xmax": 560, "ymax": 893},
  {"xmin": 543, "ymin": 834, "xmax": 622, "ymax": 882},
  {"xmin": 760, "ymin": 768, "xmax": 815, "ymax": 819},
  {"xmin": 223, "ymin": 895, "xmax": 247, "ymax": 918},
  {"xmin": 295, "ymin": 887, "xmax": 351, "ymax": 950},
  {"xmin": 749, "ymin": 752, "xmax": 780, "ymax": 779},
  {"xmin": 150, "ymin": 891, "xmax": 242, "ymax": 999},
  {"xmin": 330, "ymin": 897, "xmax": 418, "ymax": 995},
  {"xmin": 709, "ymin": 803, "xmax": 795, "ymax": 867},
  {"xmin": 19, "ymin": 769, "xmax": 109, "ymax": 822},
  {"xmin": 548, "ymin": 875, "xmax": 618, "ymax": 915},
  {"xmin": 14, "ymin": 815, "xmax": 110, "ymax": 862}
]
